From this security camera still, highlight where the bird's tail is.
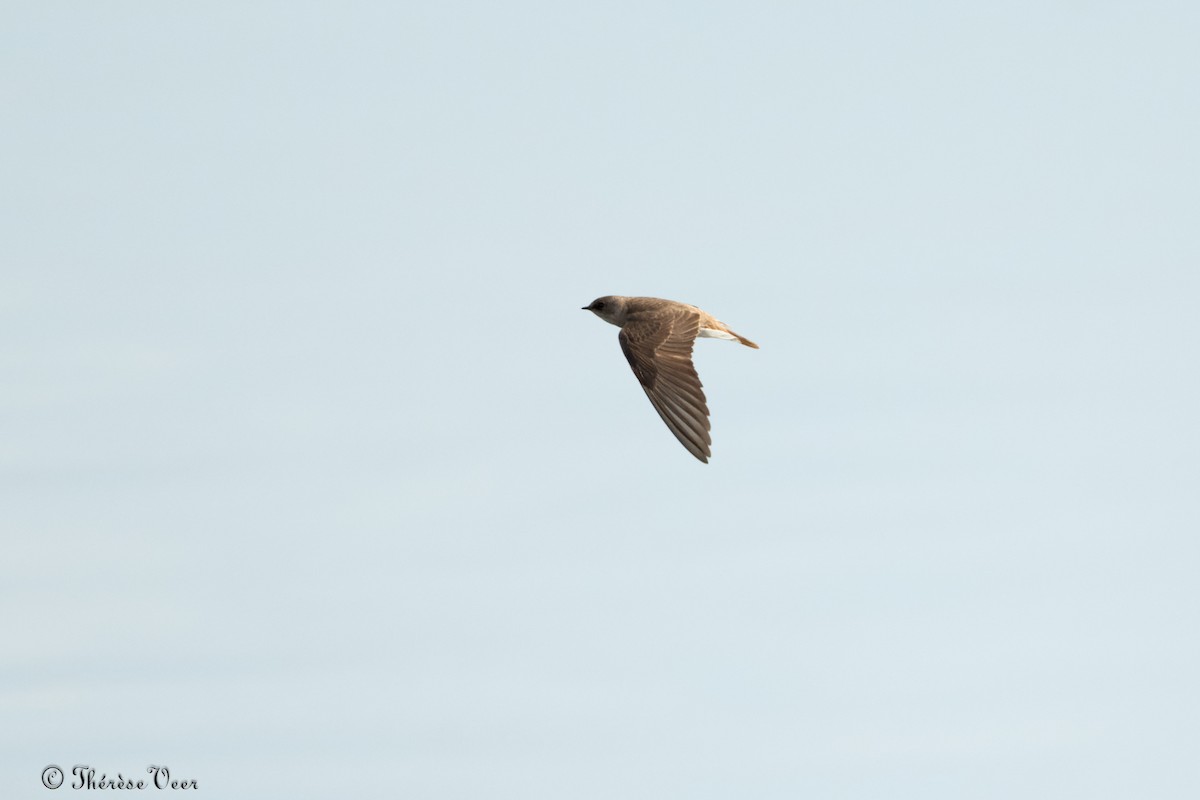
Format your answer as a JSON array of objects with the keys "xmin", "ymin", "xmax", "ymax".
[
  {"xmin": 699, "ymin": 322, "xmax": 760, "ymax": 348},
  {"xmin": 732, "ymin": 330, "xmax": 759, "ymax": 349}
]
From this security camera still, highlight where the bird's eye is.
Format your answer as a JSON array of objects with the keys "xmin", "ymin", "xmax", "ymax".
[{"xmin": 595, "ymin": 302, "xmax": 605, "ymax": 310}]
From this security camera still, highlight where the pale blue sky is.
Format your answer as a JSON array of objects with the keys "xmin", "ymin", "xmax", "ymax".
[{"xmin": 3, "ymin": 2, "xmax": 1199, "ymax": 798}]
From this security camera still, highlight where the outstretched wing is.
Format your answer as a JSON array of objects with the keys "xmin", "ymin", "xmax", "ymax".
[{"xmin": 618, "ymin": 307, "xmax": 711, "ymax": 462}]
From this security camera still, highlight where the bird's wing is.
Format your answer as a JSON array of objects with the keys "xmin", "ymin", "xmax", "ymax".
[{"xmin": 619, "ymin": 307, "xmax": 712, "ymax": 462}]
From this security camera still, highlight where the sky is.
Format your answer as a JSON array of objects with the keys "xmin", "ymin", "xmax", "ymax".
[{"xmin": 3, "ymin": 2, "xmax": 1199, "ymax": 798}]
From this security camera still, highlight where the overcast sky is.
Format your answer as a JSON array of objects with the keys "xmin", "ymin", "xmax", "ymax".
[{"xmin": 3, "ymin": 2, "xmax": 1199, "ymax": 798}]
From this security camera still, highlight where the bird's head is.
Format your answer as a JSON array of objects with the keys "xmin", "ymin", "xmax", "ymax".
[{"xmin": 582, "ymin": 296, "xmax": 628, "ymax": 327}]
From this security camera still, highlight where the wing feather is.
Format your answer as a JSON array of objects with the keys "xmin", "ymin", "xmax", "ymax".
[{"xmin": 618, "ymin": 306, "xmax": 712, "ymax": 462}]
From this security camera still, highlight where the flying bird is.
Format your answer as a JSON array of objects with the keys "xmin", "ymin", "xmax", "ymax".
[{"xmin": 583, "ymin": 295, "xmax": 758, "ymax": 463}]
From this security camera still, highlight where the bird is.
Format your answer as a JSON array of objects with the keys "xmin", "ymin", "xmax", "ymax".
[{"xmin": 582, "ymin": 295, "xmax": 758, "ymax": 463}]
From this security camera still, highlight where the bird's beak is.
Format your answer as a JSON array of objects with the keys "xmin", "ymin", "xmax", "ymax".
[{"xmin": 581, "ymin": 306, "xmax": 590, "ymax": 310}]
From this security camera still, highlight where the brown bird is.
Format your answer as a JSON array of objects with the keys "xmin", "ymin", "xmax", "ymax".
[{"xmin": 582, "ymin": 295, "xmax": 758, "ymax": 463}]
